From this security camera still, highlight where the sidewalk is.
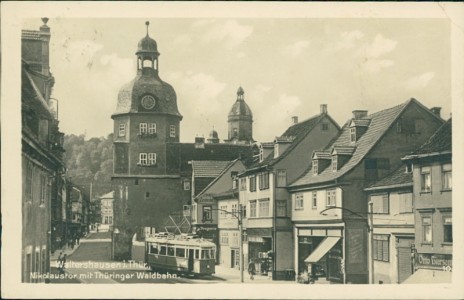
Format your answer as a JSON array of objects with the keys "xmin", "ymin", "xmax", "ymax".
[{"xmin": 214, "ymin": 265, "xmax": 296, "ymax": 284}]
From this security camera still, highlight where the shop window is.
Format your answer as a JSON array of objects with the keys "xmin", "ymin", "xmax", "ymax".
[
  {"xmin": 420, "ymin": 167, "xmax": 431, "ymax": 193},
  {"xmin": 249, "ymin": 175, "xmax": 256, "ymax": 192},
  {"xmin": 371, "ymin": 194, "xmax": 389, "ymax": 214},
  {"xmin": 373, "ymin": 235, "xmax": 389, "ymax": 262},
  {"xmin": 312, "ymin": 192, "xmax": 317, "ymax": 209},
  {"xmin": 250, "ymin": 201, "xmax": 257, "ymax": 218},
  {"xmin": 118, "ymin": 124, "xmax": 126, "ymax": 137},
  {"xmin": 326, "ymin": 189, "xmax": 336, "ymax": 207},
  {"xmin": 399, "ymin": 193, "xmax": 413, "ymax": 213},
  {"xmin": 259, "ymin": 199, "xmax": 270, "ymax": 217},
  {"xmin": 276, "ymin": 170, "xmax": 287, "ymax": 187},
  {"xmin": 422, "ymin": 216, "xmax": 432, "ymax": 243},
  {"xmin": 259, "ymin": 172, "xmax": 269, "ymax": 190},
  {"xmin": 295, "ymin": 193, "xmax": 304, "ymax": 210},
  {"xmin": 443, "ymin": 216, "xmax": 452, "ymax": 243},
  {"xmin": 442, "ymin": 163, "xmax": 452, "ymax": 190},
  {"xmin": 276, "ymin": 200, "xmax": 287, "ymax": 217},
  {"xmin": 170, "ymin": 125, "xmax": 176, "ymax": 137}
]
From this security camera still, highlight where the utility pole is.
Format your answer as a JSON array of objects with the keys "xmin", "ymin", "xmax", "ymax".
[
  {"xmin": 239, "ymin": 204, "xmax": 244, "ymax": 283},
  {"xmin": 369, "ymin": 202, "xmax": 374, "ymax": 284}
]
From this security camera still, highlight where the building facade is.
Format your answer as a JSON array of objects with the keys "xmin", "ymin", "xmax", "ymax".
[
  {"xmin": 111, "ymin": 23, "xmax": 255, "ymax": 259},
  {"xmin": 100, "ymin": 191, "xmax": 115, "ymax": 231},
  {"xmin": 21, "ymin": 18, "xmax": 66, "ymax": 282},
  {"xmin": 365, "ymin": 166, "xmax": 414, "ymax": 283},
  {"xmin": 288, "ymin": 99, "xmax": 444, "ymax": 284},
  {"xmin": 239, "ymin": 104, "xmax": 341, "ymax": 280},
  {"xmin": 402, "ymin": 118, "xmax": 452, "ymax": 283}
]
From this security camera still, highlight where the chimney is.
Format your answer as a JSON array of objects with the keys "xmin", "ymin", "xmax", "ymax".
[
  {"xmin": 194, "ymin": 136, "xmax": 205, "ymax": 149},
  {"xmin": 291, "ymin": 116, "xmax": 298, "ymax": 125},
  {"xmin": 320, "ymin": 104, "xmax": 327, "ymax": 114},
  {"xmin": 39, "ymin": 18, "xmax": 51, "ymax": 76},
  {"xmin": 352, "ymin": 110, "xmax": 368, "ymax": 119},
  {"xmin": 430, "ymin": 107, "xmax": 441, "ymax": 118}
]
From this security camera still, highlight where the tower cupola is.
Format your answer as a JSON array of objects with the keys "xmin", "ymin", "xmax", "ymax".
[
  {"xmin": 136, "ymin": 21, "xmax": 160, "ymax": 73},
  {"xmin": 226, "ymin": 86, "xmax": 254, "ymax": 144}
]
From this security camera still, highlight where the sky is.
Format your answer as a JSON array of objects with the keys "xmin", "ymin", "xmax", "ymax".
[{"xmin": 23, "ymin": 18, "xmax": 451, "ymax": 143}]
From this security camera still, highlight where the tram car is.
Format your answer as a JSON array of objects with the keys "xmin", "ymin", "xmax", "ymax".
[{"xmin": 145, "ymin": 233, "xmax": 216, "ymax": 276}]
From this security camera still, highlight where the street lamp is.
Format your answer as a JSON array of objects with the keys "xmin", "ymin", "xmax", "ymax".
[
  {"xmin": 111, "ymin": 227, "xmax": 120, "ymax": 260},
  {"xmin": 320, "ymin": 205, "xmax": 374, "ymax": 284}
]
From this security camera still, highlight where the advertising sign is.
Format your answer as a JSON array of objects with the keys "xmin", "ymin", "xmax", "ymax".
[{"xmin": 416, "ymin": 253, "xmax": 452, "ymax": 271}]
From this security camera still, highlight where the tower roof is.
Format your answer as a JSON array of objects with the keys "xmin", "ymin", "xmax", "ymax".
[
  {"xmin": 228, "ymin": 87, "xmax": 253, "ymax": 119},
  {"xmin": 136, "ymin": 21, "xmax": 159, "ymax": 56}
]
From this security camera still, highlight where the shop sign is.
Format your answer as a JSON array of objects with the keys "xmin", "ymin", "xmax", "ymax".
[
  {"xmin": 196, "ymin": 226, "xmax": 217, "ymax": 232},
  {"xmin": 198, "ymin": 195, "xmax": 214, "ymax": 203},
  {"xmin": 416, "ymin": 253, "xmax": 452, "ymax": 271}
]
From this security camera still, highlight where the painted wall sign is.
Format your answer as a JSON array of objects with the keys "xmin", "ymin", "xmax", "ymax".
[{"xmin": 198, "ymin": 195, "xmax": 214, "ymax": 203}]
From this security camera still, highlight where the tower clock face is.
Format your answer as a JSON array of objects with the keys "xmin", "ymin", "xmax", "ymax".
[{"xmin": 141, "ymin": 95, "xmax": 156, "ymax": 109}]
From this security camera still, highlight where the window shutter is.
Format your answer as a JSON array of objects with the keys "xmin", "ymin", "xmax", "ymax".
[{"xmin": 382, "ymin": 240, "xmax": 389, "ymax": 262}]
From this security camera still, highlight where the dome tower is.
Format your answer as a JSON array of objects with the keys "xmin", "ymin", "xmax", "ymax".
[
  {"xmin": 111, "ymin": 21, "xmax": 182, "ymax": 177},
  {"xmin": 226, "ymin": 86, "xmax": 253, "ymax": 144}
]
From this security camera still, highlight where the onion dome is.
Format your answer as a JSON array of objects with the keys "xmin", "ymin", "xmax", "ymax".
[
  {"xmin": 228, "ymin": 86, "xmax": 253, "ymax": 120},
  {"xmin": 209, "ymin": 129, "xmax": 219, "ymax": 139},
  {"xmin": 136, "ymin": 22, "xmax": 159, "ymax": 57}
]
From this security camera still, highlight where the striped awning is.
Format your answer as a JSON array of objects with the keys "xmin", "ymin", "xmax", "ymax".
[{"xmin": 304, "ymin": 237, "xmax": 340, "ymax": 263}]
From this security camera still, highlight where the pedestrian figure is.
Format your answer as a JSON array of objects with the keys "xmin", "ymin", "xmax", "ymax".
[
  {"xmin": 248, "ymin": 259, "xmax": 256, "ymax": 280},
  {"xmin": 57, "ymin": 251, "xmax": 63, "ymax": 272},
  {"xmin": 60, "ymin": 254, "xmax": 67, "ymax": 274},
  {"xmin": 76, "ymin": 235, "xmax": 80, "ymax": 245}
]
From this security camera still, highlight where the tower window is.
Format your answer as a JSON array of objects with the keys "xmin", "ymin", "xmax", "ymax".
[
  {"xmin": 233, "ymin": 128, "xmax": 238, "ymax": 137},
  {"xmin": 139, "ymin": 123, "xmax": 148, "ymax": 134},
  {"xmin": 119, "ymin": 124, "xmax": 126, "ymax": 137},
  {"xmin": 148, "ymin": 153, "xmax": 156, "ymax": 165},
  {"xmin": 148, "ymin": 123, "xmax": 157, "ymax": 134},
  {"xmin": 170, "ymin": 125, "xmax": 176, "ymax": 137},
  {"xmin": 139, "ymin": 153, "xmax": 148, "ymax": 165}
]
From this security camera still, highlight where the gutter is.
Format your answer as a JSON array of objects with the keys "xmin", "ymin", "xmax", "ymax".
[{"xmin": 401, "ymin": 151, "xmax": 452, "ymax": 161}]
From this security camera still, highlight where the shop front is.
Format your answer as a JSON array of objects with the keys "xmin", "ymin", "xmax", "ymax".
[
  {"xmin": 296, "ymin": 226, "xmax": 344, "ymax": 283},
  {"xmin": 247, "ymin": 228, "xmax": 273, "ymax": 275},
  {"xmin": 403, "ymin": 253, "xmax": 452, "ymax": 284}
]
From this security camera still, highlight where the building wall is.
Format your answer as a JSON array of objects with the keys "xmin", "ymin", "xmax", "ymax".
[
  {"xmin": 275, "ymin": 115, "xmax": 340, "ymax": 184},
  {"xmin": 413, "ymin": 160, "xmax": 452, "ymax": 255},
  {"xmin": 291, "ymin": 188, "xmax": 343, "ymax": 222},
  {"xmin": 241, "ymin": 173, "xmax": 274, "ymax": 229},
  {"xmin": 22, "ymin": 154, "xmax": 52, "ymax": 283}
]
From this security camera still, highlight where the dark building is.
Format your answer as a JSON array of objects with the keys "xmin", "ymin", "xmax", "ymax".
[
  {"xmin": 21, "ymin": 18, "xmax": 66, "ymax": 282},
  {"xmin": 402, "ymin": 118, "xmax": 452, "ymax": 283},
  {"xmin": 288, "ymin": 99, "xmax": 444, "ymax": 284},
  {"xmin": 111, "ymin": 23, "xmax": 255, "ymax": 259}
]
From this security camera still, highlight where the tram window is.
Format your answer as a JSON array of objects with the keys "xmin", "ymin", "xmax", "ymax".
[
  {"xmin": 210, "ymin": 249, "xmax": 215, "ymax": 259},
  {"xmin": 201, "ymin": 249, "xmax": 211, "ymax": 259},
  {"xmin": 176, "ymin": 247, "xmax": 185, "ymax": 258},
  {"xmin": 159, "ymin": 246, "xmax": 167, "ymax": 255},
  {"xmin": 150, "ymin": 244, "xmax": 158, "ymax": 254},
  {"xmin": 195, "ymin": 249, "xmax": 199, "ymax": 259},
  {"xmin": 167, "ymin": 247, "xmax": 175, "ymax": 256}
]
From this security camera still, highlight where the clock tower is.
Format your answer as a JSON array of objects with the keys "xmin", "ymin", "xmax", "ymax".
[{"xmin": 111, "ymin": 21, "xmax": 182, "ymax": 176}]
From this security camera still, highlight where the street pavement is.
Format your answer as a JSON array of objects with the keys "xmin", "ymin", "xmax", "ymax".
[{"xmin": 49, "ymin": 231, "xmax": 296, "ymax": 284}]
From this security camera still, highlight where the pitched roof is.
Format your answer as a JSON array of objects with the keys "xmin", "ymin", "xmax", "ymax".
[
  {"xmin": 244, "ymin": 112, "xmax": 339, "ymax": 173},
  {"xmin": 364, "ymin": 166, "xmax": 412, "ymax": 191},
  {"xmin": 166, "ymin": 142, "xmax": 255, "ymax": 174},
  {"xmin": 290, "ymin": 99, "xmax": 421, "ymax": 187},
  {"xmin": 403, "ymin": 118, "xmax": 452, "ymax": 159},
  {"xmin": 191, "ymin": 160, "xmax": 232, "ymax": 178},
  {"xmin": 195, "ymin": 159, "xmax": 241, "ymax": 199}
]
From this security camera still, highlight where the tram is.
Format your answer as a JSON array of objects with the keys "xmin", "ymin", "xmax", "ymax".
[{"xmin": 145, "ymin": 233, "xmax": 216, "ymax": 276}]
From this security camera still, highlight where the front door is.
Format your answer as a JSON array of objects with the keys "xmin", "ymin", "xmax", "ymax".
[
  {"xmin": 231, "ymin": 250, "xmax": 236, "ymax": 268},
  {"xmin": 397, "ymin": 237, "xmax": 414, "ymax": 283},
  {"xmin": 188, "ymin": 249, "xmax": 194, "ymax": 272}
]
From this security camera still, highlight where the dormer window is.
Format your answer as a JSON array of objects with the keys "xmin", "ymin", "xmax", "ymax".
[
  {"xmin": 331, "ymin": 155, "xmax": 338, "ymax": 171},
  {"xmin": 313, "ymin": 160, "xmax": 319, "ymax": 175},
  {"xmin": 350, "ymin": 127, "xmax": 356, "ymax": 143},
  {"xmin": 274, "ymin": 143, "xmax": 279, "ymax": 159}
]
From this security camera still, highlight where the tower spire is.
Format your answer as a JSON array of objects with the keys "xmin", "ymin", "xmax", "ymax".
[{"xmin": 145, "ymin": 21, "xmax": 150, "ymax": 36}]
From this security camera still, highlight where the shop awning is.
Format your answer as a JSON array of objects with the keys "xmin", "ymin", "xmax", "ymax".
[
  {"xmin": 402, "ymin": 269, "xmax": 451, "ymax": 284},
  {"xmin": 304, "ymin": 237, "xmax": 340, "ymax": 263}
]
